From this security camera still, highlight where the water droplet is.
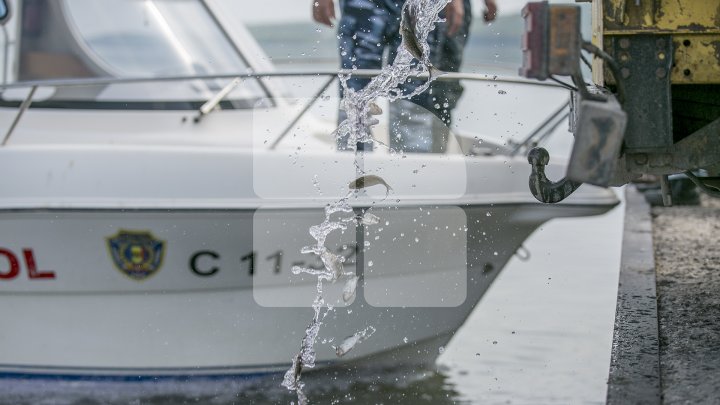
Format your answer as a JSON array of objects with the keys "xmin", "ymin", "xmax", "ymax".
[
  {"xmin": 486, "ymin": 212, "xmax": 491, "ymax": 217},
  {"xmin": 403, "ymin": 337, "xmax": 409, "ymax": 343},
  {"xmin": 438, "ymin": 346, "xmax": 445, "ymax": 354}
]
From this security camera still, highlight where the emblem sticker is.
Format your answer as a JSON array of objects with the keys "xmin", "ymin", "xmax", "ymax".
[{"xmin": 106, "ymin": 230, "xmax": 165, "ymax": 281}]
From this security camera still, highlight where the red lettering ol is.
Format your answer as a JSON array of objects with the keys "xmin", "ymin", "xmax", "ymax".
[
  {"xmin": 0, "ymin": 248, "xmax": 20, "ymax": 280},
  {"xmin": 23, "ymin": 249, "xmax": 55, "ymax": 279}
]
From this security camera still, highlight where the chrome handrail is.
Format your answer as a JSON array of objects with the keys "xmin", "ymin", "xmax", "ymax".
[
  {"xmin": 0, "ymin": 70, "xmax": 568, "ymax": 150},
  {"xmin": 509, "ymin": 100, "xmax": 571, "ymax": 157},
  {"xmin": 2, "ymin": 85, "xmax": 36, "ymax": 146},
  {"xmin": 269, "ymin": 75, "xmax": 336, "ymax": 149},
  {"xmin": 0, "ymin": 70, "xmax": 565, "ymax": 91}
]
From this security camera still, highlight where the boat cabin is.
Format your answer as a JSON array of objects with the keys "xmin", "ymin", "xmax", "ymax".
[{"xmin": 0, "ymin": 0, "xmax": 278, "ymax": 110}]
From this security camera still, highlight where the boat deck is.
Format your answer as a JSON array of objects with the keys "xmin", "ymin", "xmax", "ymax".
[{"xmin": 607, "ymin": 187, "xmax": 720, "ymax": 404}]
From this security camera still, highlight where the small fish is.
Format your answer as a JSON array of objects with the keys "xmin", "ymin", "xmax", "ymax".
[
  {"xmin": 334, "ymin": 326, "xmax": 376, "ymax": 357},
  {"xmin": 339, "ymin": 101, "xmax": 381, "ymax": 115},
  {"xmin": 348, "ymin": 175, "xmax": 392, "ymax": 195},
  {"xmin": 321, "ymin": 250, "xmax": 344, "ymax": 281},
  {"xmin": 400, "ymin": 4, "xmax": 444, "ymax": 81},
  {"xmin": 281, "ymin": 353, "xmax": 303, "ymax": 390},
  {"xmin": 292, "ymin": 353, "xmax": 303, "ymax": 380},
  {"xmin": 342, "ymin": 275, "xmax": 359, "ymax": 303},
  {"xmin": 359, "ymin": 212, "xmax": 380, "ymax": 226}
]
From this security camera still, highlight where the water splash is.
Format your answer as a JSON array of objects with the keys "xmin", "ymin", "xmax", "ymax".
[
  {"xmin": 281, "ymin": 193, "xmax": 356, "ymax": 402},
  {"xmin": 282, "ymin": 1, "xmax": 449, "ymax": 403},
  {"xmin": 335, "ymin": 0, "xmax": 451, "ymax": 150}
]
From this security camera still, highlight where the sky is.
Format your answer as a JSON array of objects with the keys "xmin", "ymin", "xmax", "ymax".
[{"xmin": 237, "ymin": 0, "xmax": 534, "ymax": 24}]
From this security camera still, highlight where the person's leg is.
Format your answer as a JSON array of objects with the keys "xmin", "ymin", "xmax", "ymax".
[
  {"xmin": 423, "ymin": 0, "xmax": 472, "ymax": 126},
  {"xmin": 336, "ymin": 0, "xmax": 389, "ymax": 150},
  {"xmin": 383, "ymin": 1, "xmax": 440, "ymax": 153},
  {"xmin": 390, "ymin": 0, "xmax": 472, "ymax": 153}
]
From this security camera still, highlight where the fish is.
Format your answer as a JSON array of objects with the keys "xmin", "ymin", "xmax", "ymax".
[
  {"xmin": 359, "ymin": 212, "xmax": 380, "ymax": 226},
  {"xmin": 292, "ymin": 353, "xmax": 303, "ymax": 381},
  {"xmin": 342, "ymin": 275, "xmax": 359, "ymax": 303},
  {"xmin": 348, "ymin": 175, "xmax": 392, "ymax": 195},
  {"xmin": 400, "ymin": 3, "xmax": 444, "ymax": 81},
  {"xmin": 320, "ymin": 250, "xmax": 344, "ymax": 281},
  {"xmin": 281, "ymin": 353, "xmax": 303, "ymax": 391},
  {"xmin": 338, "ymin": 101, "xmax": 382, "ymax": 115},
  {"xmin": 334, "ymin": 326, "xmax": 376, "ymax": 357}
]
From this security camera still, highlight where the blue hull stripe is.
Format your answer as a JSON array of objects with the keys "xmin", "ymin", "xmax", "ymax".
[{"xmin": 0, "ymin": 361, "xmax": 334, "ymax": 381}]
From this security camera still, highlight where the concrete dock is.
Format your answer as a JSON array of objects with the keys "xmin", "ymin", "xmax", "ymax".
[{"xmin": 607, "ymin": 187, "xmax": 720, "ymax": 404}]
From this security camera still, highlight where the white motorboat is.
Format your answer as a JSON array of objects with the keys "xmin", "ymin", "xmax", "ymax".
[{"xmin": 0, "ymin": 0, "xmax": 618, "ymax": 379}]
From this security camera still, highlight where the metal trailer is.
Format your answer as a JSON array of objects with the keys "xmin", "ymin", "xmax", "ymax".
[{"xmin": 520, "ymin": 0, "xmax": 720, "ymax": 205}]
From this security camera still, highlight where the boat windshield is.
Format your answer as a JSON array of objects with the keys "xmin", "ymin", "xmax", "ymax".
[
  {"xmin": 11, "ymin": 0, "xmax": 269, "ymax": 109},
  {"xmin": 64, "ymin": 0, "xmax": 250, "ymax": 78}
]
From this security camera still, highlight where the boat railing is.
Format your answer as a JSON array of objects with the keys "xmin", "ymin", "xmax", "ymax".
[{"xmin": 0, "ymin": 69, "xmax": 569, "ymax": 150}]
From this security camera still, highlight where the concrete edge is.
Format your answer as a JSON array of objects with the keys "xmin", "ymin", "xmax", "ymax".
[{"xmin": 606, "ymin": 186, "xmax": 661, "ymax": 404}]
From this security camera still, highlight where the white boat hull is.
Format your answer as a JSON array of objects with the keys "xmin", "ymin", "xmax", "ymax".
[{"xmin": 0, "ymin": 200, "xmax": 615, "ymax": 379}]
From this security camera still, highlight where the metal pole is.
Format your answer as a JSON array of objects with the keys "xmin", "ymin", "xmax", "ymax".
[
  {"xmin": 194, "ymin": 77, "xmax": 242, "ymax": 122},
  {"xmin": 2, "ymin": 85, "xmax": 37, "ymax": 146},
  {"xmin": 269, "ymin": 75, "xmax": 336, "ymax": 149},
  {"xmin": 510, "ymin": 100, "xmax": 570, "ymax": 156},
  {"xmin": 0, "ymin": 71, "xmax": 566, "ymax": 91}
]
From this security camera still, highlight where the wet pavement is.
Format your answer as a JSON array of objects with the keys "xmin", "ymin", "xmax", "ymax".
[{"xmin": 608, "ymin": 187, "xmax": 720, "ymax": 404}]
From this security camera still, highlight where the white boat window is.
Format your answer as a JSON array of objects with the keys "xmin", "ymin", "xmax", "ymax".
[
  {"xmin": 11, "ymin": 0, "xmax": 270, "ymax": 109},
  {"xmin": 0, "ymin": 0, "xmax": 8, "ymax": 23},
  {"xmin": 64, "ymin": 0, "xmax": 249, "ymax": 78}
]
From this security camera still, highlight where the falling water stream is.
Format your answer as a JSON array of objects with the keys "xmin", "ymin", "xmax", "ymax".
[{"xmin": 280, "ymin": 0, "xmax": 451, "ymax": 403}]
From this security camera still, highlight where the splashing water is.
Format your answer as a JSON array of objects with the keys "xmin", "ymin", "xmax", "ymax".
[
  {"xmin": 336, "ymin": 0, "xmax": 451, "ymax": 150},
  {"xmin": 282, "ymin": 1, "xmax": 450, "ymax": 403},
  {"xmin": 281, "ymin": 192, "xmax": 356, "ymax": 402}
]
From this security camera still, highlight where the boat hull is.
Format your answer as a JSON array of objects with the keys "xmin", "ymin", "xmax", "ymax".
[{"xmin": 0, "ymin": 202, "xmax": 614, "ymax": 379}]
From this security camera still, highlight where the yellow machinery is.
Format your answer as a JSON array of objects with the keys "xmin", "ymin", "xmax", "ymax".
[{"xmin": 520, "ymin": 0, "xmax": 720, "ymax": 205}]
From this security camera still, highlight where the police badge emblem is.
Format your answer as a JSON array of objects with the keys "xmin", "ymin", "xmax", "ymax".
[{"xmin": 106, "ymin": 230, "xmax": 165, "ymax": 281}]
